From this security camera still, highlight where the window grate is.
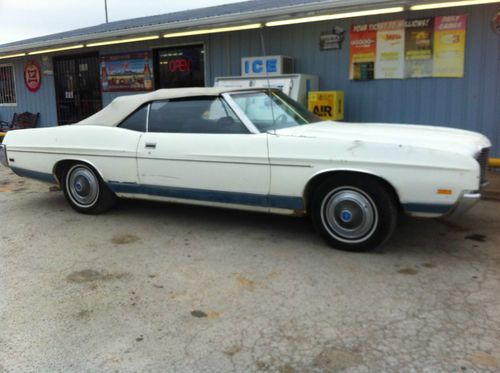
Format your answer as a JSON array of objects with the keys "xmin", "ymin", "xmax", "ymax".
[{"xmin": 0, "ymin": 64, "xmax": 16, "ymax": 105}]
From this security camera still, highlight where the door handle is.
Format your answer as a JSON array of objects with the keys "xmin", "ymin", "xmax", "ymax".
[{"xmin": 145, "ymin": 142, "xmax": 157, "ymax": 149}]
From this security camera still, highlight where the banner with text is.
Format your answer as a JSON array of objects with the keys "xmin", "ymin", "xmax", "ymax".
[
  {"xmin": 349, "ymin": 23, "xmax": 377, "ymax": 81},
  {"xmin": 349, "ymin": 15, "xmax": 466, "ymax": 80},
  {"xmin": 433, "ymin": 15, "xmax": 467, "ymax": 78},
  {"xmin": 375, "ymin": 20, "xmax": 405, "ymax": 79},
  {"xmin": 405, "ymin": 18, "xmax": 434, "ymax": 78}
]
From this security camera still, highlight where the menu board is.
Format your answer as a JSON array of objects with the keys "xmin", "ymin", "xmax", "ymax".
[
  {"xmin": 100, "ymin": 51, "xmax": 154, "ymax": 92},
  {"xmin": 349, "ymin": 15, "xmax": 466, "ymax": 80}
]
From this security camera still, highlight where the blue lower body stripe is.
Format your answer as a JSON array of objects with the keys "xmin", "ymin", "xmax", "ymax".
[
  {"xmin": 108, "ymin": 182, "xmax": 304, "ymax": 210},
  {"xmin": 10, "ymin": 166, "xmax": 56, "ymax": 184},
  {"xmin": 403, "ymin": 203, "xmax": 453, "ymax": 214}
]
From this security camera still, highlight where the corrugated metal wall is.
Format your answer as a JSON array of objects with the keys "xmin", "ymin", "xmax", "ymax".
[
  {"xmin": 1, "ymin": 3, "xmax": 499, "ymax": 155},
  {"xmin": 0, "ymin": 55, "xmax": 57, "ymax": 127},
  {"xmin": 208, "ymin": 3, "xmax": 500, "ymax": 156}
]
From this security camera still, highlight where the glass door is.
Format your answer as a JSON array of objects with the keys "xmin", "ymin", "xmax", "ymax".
[{"xmin": 53, "ymin": 53, "xmax": 102, "ymax": 125}]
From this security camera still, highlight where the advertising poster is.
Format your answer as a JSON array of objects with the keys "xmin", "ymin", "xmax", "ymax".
[
  {"xmin": 349, "ymin": 23, "xmax": 377, "ymax": 80},
  {"xmin": 100, "ymin": 51, "xmax": 153, "ymax": 92},
  {"xmin": 433, "ymin": 15, "xmax": 467, "ymax": 78},
  {"xmin": 405, "ymin": 18, "xmax": 434, "ymax": 78},
  {"xmin": 375, "ymin": 20, "xmax": 405, "ymax": 79}
]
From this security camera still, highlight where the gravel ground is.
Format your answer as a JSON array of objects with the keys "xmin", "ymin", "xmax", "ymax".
[{"xmin": 1, "ymin": 167, "xmax": 499, "ymax": 372}]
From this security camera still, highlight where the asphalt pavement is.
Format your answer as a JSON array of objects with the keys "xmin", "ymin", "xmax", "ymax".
[{"xmin": 1, "ymin": 167, "xmax": 499, "ymax": 372}]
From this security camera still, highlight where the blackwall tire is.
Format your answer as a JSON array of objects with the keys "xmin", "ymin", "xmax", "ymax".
[
  {"xmin": 311, "ymin": 174, "xmax": 398, "ymax": 252},
  {"xmin": 62, "ymin": 163, "xmax": 116, "ymax": 214}
]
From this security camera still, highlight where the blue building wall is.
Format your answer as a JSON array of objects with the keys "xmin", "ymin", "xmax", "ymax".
[
  {"xmin": 0, "ymin": 55, "xmax": 58, "ymax": 127},
  {"xmin": 1, "ymin": 3, "xmax": 499, "ymax": 155},
  {"xmin": 208, "ymin": 3, "xmax": 500, "ymax": 156}
]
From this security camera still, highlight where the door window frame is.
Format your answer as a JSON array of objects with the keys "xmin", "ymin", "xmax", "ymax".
[
  {"xmin": 141, "ymin": 95, "xmax": 259, "ymax": 135},
  {"xmin": 117, "ymin": 92, "xmax": 273, "ymax": 135}
]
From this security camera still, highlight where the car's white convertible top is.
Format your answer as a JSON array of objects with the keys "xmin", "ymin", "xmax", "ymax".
[{"xmin": 78, "ymin": 87, "xmax": 246, "ymax": 127}]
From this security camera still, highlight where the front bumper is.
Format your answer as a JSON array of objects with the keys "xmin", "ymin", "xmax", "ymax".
[
  {"xmin": 446, "ymin": 191, "xmax": 481, "ymax": 219},
  {"xmin": 0, "ymin": 144, "xmax": 8, "ymax": 168}
]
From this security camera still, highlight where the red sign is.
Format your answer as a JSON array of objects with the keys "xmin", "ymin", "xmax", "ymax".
[
  {"xmin": 492, "ymin": 11, "xmax": 500, "ymax": 35},
  {"xmin": 349, "ymin": 23, "xmax": 377, "ymax": 80},
  {"xmin": 168, "ymin": 58, "xmax": 192, "ymax": 73},
  {"xmin": 24, "ymin": 60, "xmax": 41, "ymax": 92}
]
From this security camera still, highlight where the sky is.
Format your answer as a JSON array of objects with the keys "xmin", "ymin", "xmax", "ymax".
[{"xmin": 0, "ymin": 0, "xmax": 248, "ymax": 45}]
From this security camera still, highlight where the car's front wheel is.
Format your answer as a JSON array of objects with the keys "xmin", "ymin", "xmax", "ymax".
[
  {"xmin": 62, "ymin": 163, "xmax": 116, "ymax": 214},
  {"xmin": 311, "ymin": 174, "xmax": 398, "ymax": 252}
]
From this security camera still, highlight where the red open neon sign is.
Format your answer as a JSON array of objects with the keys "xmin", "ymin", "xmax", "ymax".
[{"xmin": 168, "ymin": 59, "xmax": 192, "ymax": 73}]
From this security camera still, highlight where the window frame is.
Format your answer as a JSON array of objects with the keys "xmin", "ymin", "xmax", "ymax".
[
  {"xmin": 0, "ymin": 63, "xmax": 17, "ymax": 107},
  {"xmin": 117, "ymin": 103, "xmax": 150, "ymax": 132},
  {"xmin": 221, "ymin": 93, "xmax": 260, "ymax": 134},
  {"xmin": 145, "ymin": 95, "xmax": 254, "ymax": 135},
  {"xmin": 224, "ymin": 89, "xmax": 320, "ymax": 133}
]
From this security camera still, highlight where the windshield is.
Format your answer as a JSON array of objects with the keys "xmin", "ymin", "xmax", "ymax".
[{"xmin": 229, "ymin": 90, "xmax": 320, "ymax": 132}]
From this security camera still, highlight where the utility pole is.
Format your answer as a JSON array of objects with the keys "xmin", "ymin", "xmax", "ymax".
[{"xmin": 104, "ymin": 0, "xmax": 109, "ymax": 23}]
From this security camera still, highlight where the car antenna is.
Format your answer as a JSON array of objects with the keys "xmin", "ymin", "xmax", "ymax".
[{"xmin": 259, "ymin": 27, "xmax": 277, "ymax": 135}]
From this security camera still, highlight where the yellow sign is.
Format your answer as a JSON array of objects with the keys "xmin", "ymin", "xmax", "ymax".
[
  {"xmin": 433, "ymin": 15, "xmax": 467, "ymax": 78},
  {"xmin": 308, "ymin": 91, "xmax": 344, "ymax": 120}
]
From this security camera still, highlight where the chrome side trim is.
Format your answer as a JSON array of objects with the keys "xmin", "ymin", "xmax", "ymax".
[
  {"xmin": 301, "ymin": 167, "xmax": 404, "ymax": 204},
  {"xmin": 145, "ymin": 103, "xmax": 151, "ymax": 133},
  {"xmin": 0, "ymin": 144, "xmax": 8, "ymax": 168},
  {"xmin": 9, "ymin": 149, "xmax": 135, "ymax": 158},
  {"xmin": 51, "ymin": 158, "xmax": 107, "ymax": 185}
]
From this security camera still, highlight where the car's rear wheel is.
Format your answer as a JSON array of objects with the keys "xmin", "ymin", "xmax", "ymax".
[
  {"xmin": 62, "ymin": 163, "xmax": 116, "ymax": 214},
  {"xmin": 311, "ymin": 174, "xmax": 398, "ymax": 252}
]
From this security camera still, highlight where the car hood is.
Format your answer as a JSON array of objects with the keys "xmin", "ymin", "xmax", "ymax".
[{"xmin": 275, "ymin": 121, "xmax": 491, "ymax": 157}]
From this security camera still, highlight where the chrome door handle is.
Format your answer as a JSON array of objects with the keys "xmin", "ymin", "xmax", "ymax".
[{"xmin": 145, "ymin": 142, "xmax": 157, "ymax": 149}]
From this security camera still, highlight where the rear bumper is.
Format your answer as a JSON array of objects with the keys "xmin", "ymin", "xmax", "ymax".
[{"xmin": 0, "ymin": 144, "xmax": 8, "ymax": 168}]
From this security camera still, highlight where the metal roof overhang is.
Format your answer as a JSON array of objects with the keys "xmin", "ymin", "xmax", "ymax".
[{"xmin": 0, "ymin": 0, "xmax": 472, "ymax": 56}]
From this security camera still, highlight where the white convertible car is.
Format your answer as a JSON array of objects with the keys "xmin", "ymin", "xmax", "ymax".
[{"xmin": 0, "ymin": 88, "xmax": 491, "ymax": 251}]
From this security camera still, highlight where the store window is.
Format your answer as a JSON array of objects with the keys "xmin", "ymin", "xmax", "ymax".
[
  {"xmin": 0, "ymin": 64, "xmax": 16, "ymax": 105},
  {"xmin": 155, "ymin": 45, "xmax": 205, "ymax": 89}
]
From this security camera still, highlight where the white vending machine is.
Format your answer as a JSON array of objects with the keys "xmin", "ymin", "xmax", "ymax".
[
  {"xmin": 214, "ymin": 55, "xmax": 318, "ymax": 106},
  {"xmin": 214, "ymin": 74, "xmax": 319, "ymax": 107}
]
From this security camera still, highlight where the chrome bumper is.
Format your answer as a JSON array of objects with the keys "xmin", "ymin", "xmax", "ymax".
[
  {"xmin": 446, "ymin": 192, "xmax": 481, "ymax": 219},
  {"xmin": 0, "ymin": 144, "xmax": 8, "ymax": 168}
]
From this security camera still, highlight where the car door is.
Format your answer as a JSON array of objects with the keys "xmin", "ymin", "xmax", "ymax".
[{"xmin": 137, "ymin": 96, "xmax": 271, "ymax": 209}]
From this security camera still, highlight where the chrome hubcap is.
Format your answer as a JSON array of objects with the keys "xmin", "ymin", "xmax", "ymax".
[
  {"xmin": 68, "ymin": 166, "xmax": 99, "ymax": 207},
  {"xmin": 321, "ymin": 187, "xmax": 378, "ymax": 243}
]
